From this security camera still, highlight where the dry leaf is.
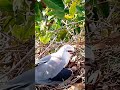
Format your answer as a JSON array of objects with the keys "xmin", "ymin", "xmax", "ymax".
[{"xmin": 67, "ymin": 83, "xmax": 85, "ymax": 90}]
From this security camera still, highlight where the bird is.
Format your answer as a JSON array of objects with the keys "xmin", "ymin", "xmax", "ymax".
[
  {"xmin": 1, "ymin": 44, "xmax": 75, "ymax": 89},
  {"xmin": 35, "ymin": 44, "xmax": 75, "ymax": 83}
]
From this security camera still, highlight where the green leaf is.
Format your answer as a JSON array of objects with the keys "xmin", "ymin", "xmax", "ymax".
[
  {"xmin": 77, "ymin": 16, "xmax": 85, "ymax": 21},
  {"xmin": 39, "ymin": 32, "xmax": 52, "ymax": 44},
  {"xmin": 47, "ymin": 9, "xmax": 65, "ymax": 19},
  {"xmin": 57, "ymin": 30, "xmax": 68, "ymax": 41},
  {"xmin": 52, "ymin": 10, "xmax": 65, "ymax": 19},
  {"xmin": 51, "ymin": 23, "xmax": 60, "ymax": 30},
  {"xmin": 0, "ymin": 0, "xmax": 13, "ymax": 11},
  {"xmin": 64, "ymin": 0, "xmax": 71, "ymax": 4},
  {"xmin": 69, "ymin": 1, "xmax": 77, "ymax": 16},
  {"xmin": 43, "ymin": 0, "xmax": 65, "ymax": 19},
  {"xmin": 35, "ymin": 26, "xmax": 40, "ymax": 33},
  {"xmin": 35, "ymin": 2, "xmax": 42, "ymax": 22},
  {"xmin": 76, "ymin": 6, "xmax": 85, "ymax": 13},
  {"xmin": 15, "ymin": 14, "xmax": 26, "ymax": 25},
  {"xmin": 64, "ymin": 8, "xmax": 69, "ymax": 14},
  {"xmin": 98, "ymin": 2, "xmax": 110, "ymax": 18},
  {"xmin": 43, "ymin": 0, "xmax": 64, "ymax": 11},
  {"xmin": 12, "ymin": 23, "xmax": 34, "ymax": 43},
  {"xmin": 12, "ymin": 25, "xmax": 25, "ymax": 41}
]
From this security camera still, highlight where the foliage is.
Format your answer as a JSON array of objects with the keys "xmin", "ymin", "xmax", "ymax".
[
  {"xmin": 0, "ymin": 0, "xmax": 85, "ymax": 44},
  {"xmin": 0, "ymin": 0, "xmax": 34, "ymax": 43},
  {"xmin": 35, "ymin": 0, "xmax": 85, "ymax": 44},
  {"xmin": 0, "ymin": 0, "xmax": 35, "ymax": 84}
]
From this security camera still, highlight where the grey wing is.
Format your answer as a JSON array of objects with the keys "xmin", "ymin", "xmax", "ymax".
[
  {"xmin": 1, "ymin": 83, "xmax": 35, "ymax": 90},
  {"xmin": 7, "ymin": 69, "xmax": 35, "ymax": 84},
  {"xmin": 35, "ymin": 54, "xmax": 52, "ymax": 65},
  {"xmin": 1, "ymin": 69, "xmax": 35, "ymax": 90}
]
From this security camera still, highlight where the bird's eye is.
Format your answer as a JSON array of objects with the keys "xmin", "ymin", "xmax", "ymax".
[
  {"xmin": 67, "ymin": 50, "xmax": 73, "ymax": 53},
  {"xmin": 67, "ymin": 50, "xmax": 75, "ymax": 55}
]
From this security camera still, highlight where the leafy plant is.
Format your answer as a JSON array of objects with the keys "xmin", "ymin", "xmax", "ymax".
[{"xmin": 35, "ymin": 0, "xmax": 85, "ymax": 44}]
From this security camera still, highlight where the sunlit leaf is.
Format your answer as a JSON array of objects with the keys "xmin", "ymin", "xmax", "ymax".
[
  {"xmin": 39, "ymin": 32, "xmax": 52, "ymax": 44},
  {"xmin": 69, "ymin": 1, "xmax": 77, "ymax": 16},
  {"xmin": 64, "ymin": 14, "xmax": 74, "ymax": 19},
  {"xmin": 64, "ymin": 0, "xmax": 71, "ymax": 4},
  {"xmin": 57, "ymin": 30, "xmax": 68, "ymax": 41}
]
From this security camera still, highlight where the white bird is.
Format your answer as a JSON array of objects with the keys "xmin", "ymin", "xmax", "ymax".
[
  {"xmin": 1, "ymin": 44, "xmax": 75, "ymax": 89},
  {"xmin": 35, "ymin": 44, "xmax": 75, "ymax": 83}
]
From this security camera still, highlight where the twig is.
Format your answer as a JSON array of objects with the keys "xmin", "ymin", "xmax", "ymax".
[
  {"xmin": 38, "ymin": 36, "xmax": 57, "ymax": 58},
  {"xmin": 107, "ymin": 5, "xmax": 116, "ymax": 21},
  {"xmin": 0, "ymin": 31, "xmax": 15, "ymax": 41},
  {"xmin": 0, "ymin": 46, "xmax": 34, "ymax": 80},
  {"xmin": 71, "ymin": 72, "xmax": 84, "ymax": 84}
]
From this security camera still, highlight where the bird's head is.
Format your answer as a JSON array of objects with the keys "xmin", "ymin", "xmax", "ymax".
[{"xmin": 57, "ymin": 44, "xmax": 75, "ymax": 59}]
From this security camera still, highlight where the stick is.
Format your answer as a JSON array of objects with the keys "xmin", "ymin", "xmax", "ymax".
[
  {"xmin": 0, "ymin": 46, "xmax": 34, "ymax": 80},
  {"xmin": 38, "ymin": 36, "xmax": 57, "ymax": 58}
]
